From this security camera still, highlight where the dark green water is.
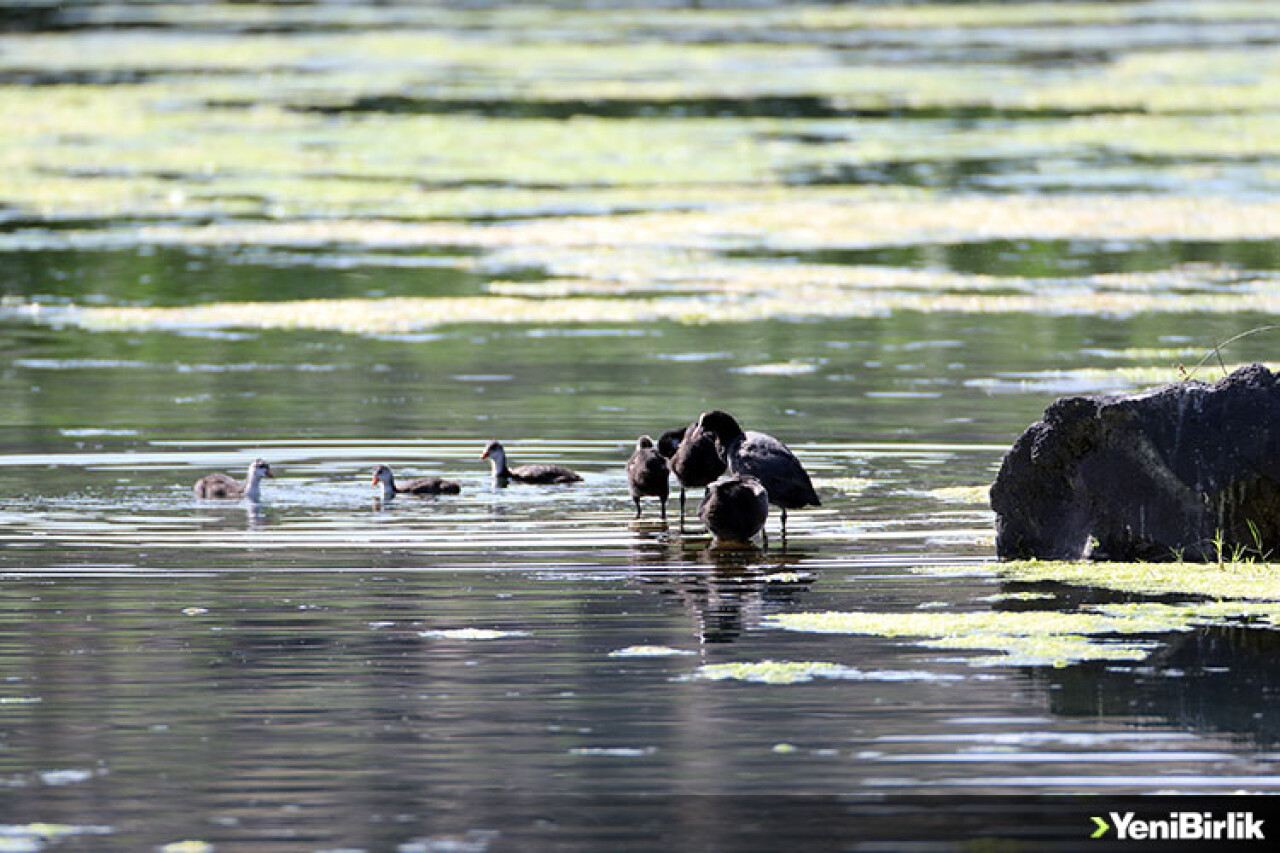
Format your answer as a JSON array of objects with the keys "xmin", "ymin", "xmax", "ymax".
[{"xmin": 4, "ymin": 1, "xmax": 1280, "ymax": 850}]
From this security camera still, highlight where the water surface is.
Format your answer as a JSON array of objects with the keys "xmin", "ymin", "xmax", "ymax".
[{"xmin": 4, "ymin": 1, "xmax": 1280, "ymax": 849}]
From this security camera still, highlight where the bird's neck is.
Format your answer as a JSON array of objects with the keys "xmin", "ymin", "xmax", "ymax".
[
  {"xmin": 487, "ymin": 454, "xmax": 510, "ymax": 478},
  {"xmin": 378, "ymin": 477, "xmax": 397, "ymax": 501},
  {"xmin": 243, "ymin": 470, "xmax": 264, "ymax": 501}
]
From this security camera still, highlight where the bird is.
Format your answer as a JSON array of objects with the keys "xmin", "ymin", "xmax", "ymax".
[
  {"xmin": 663, "ymin": 420, "xmax": 727, "ymax": 528},
  {"xmin": 699, "ymin": 474, "xmax": 769, "ymax": 544},
  {"xmin": 657, "ymin": 426, "xmax": 687, "ymax": 460},
  {"xmin": 372, "ymin": 464, "xmax": 461, "ymax": 500},
  {"xmin": 193, "ymin": 458, "xmax": 274, "ymax": 500},
  {"xmin": 480, "ymin": 440, "xmax": 582, "ymax": 484},
  {"xmin": 695, "ymin": 410, "xmax": 820, "ymax": 537},
  {"xmin": 626, "ymin": 435, "xmax": 670, "ymax": 520}
]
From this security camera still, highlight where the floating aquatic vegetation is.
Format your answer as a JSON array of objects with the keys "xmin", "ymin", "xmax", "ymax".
[
  {"xmin": 608, "ymin": 645, "xmax": 696, "ymax": 658},
  {"xmin": 822, "ymin": 558, "xmax": 1280, "ymax": 665},
  {"xmin": 689, "ymin": 659, "xmax": 963, "ymax": 684},
  {"xmin": 988, "ymin": 560, "xmax": 1280, "ymax": 603},
  {"xmin": 17, "ymin": 277, "xmax": 1280, "ymax": 336},
  {"xmin": 814, "ymin": 477, "xmax": 876, "ymax": 495},
  {"xmin": 157, "ymin": 842, "xmax": 213, "ymax": 853},
  {"xmin": 974, "ymin": 591, "xmax": 1059, "ymax": 603},
  {"xmin": 761, "ymin": 571, "xmax": 814, "ymax": 584},
  {"xmin": 0, "ymin": 824, "xmax": 114, "ymax": 847},
  {"xmin": 763, "ymin": 607, "xmax": 1218, "ymax": 667},
  {"xmin": 926, "ymin": 486, "xmax": 991, "ymax": 504}
]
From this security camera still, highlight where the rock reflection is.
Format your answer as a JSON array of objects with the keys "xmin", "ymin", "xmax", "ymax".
[{"xmin": 1033, "ymin": 625, "xmax": 1280, "ymax": 746}]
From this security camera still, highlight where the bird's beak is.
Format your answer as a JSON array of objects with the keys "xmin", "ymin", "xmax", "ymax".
[
  {"xmin": 371, "ymin": 475, "xmax": 379, "ymax": 485},
  {"xmin": 479, "ymin": 450, "xmax": 490, "ymax": 459},
  {"xmin": 265, "ymin": 468, "xmax": 275, "ymax": 478}
]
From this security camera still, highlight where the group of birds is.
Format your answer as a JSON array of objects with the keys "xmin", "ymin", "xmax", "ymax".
[
  {"xmin": 628, "ymin": 409, "xmax": 819, "ymax": 544},
  {"xmin": 192, "ymin": 410, "xmax": 818, "ymax": 545}
]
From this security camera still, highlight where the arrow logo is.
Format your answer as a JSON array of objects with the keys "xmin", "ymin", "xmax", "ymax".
[{"xmin": 1091, "ymin": 816, "xmax": 1110, "ymax": 839}]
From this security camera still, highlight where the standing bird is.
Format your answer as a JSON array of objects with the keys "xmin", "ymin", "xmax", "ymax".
[
  {"xmin": 626, "ymin": 435, "xmax": 670, "ymax": 520},
  {"xmin": 372, "ymin": 464, "xmax": 461, "ymax": 500},
  {"xmin": 193, "ymin": 458, "xmax": 274, "ymax": 500},
  {"xmin": 696, "ymin": 410, "xmax": 820, "ymax": 538},
  {"xmin": 480, "ymin": 440, "xmax": 582, "ymax": 485},
  {"xmin": 699, "ymin": 474, "xmax": 769, "ymax": 545},
  {"xmin": 664, "ymin": 420, "xmax": 727, "ymax": 528},
  {"xmin": 657, "ymin": 426, "xmax": 687, "ymax": 460}
]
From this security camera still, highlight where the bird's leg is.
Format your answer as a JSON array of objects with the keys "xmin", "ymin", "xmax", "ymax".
[
  {"xmin": 679, "ymin": 488, "xmax": 686, "ymax": 532},
  {"xmin": 633, "ymin": 497, "xmax": 643, "ymax": 519},
  {"xmin": 780, "ymin": 506, "xmax": 789, "ymax": 542},
  {"xmin": 659, "ymin": 498, "xmax": 667, "ymax": 522}
]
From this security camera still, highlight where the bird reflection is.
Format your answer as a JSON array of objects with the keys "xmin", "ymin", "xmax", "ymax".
[
  {"xmin": 629, "ymin": 535, "xmax": 816, "ymax": 644},
  {"xmin": 201, "ymin": 500, "xmax": 271, "ymax": 529}
]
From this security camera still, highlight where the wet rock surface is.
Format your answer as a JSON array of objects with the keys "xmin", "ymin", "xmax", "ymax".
[{"xmin": 992, "ymin": 363, "xmax": 1280, "ymax": 561}]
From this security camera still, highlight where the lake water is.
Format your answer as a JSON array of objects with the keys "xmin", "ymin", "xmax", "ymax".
[{"xmin": 4, "ymin": 1, "xmax": 1280, "ymax": 850}]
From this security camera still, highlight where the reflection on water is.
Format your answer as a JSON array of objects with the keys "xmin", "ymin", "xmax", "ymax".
[
  {"xmin": 1039, "ymin": 626, "xmax": 1280, "ymax": 748},
  {"xmin": 4, "ymin": 0, "xmax": 1280, "ymax": 846}
]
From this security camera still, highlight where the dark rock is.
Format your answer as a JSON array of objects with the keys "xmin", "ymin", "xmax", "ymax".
[{"xmin": 991, "ymin": 363, "xmax": 1280, "ymax": 561}]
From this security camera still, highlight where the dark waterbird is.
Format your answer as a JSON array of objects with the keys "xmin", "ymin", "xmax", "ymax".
[
  {"xmin": 480, "ymin": 440, "xmax": 582, "ymax": 484},
  {"xmin": 699, "ymin": 474, "xmax": 770, "ymax": 545},
  {"xmin": 657, "ymin": 426, "xmax": 686, "ymax": 460},
  {"xmin": 696, "ymin": 410, "xmax": 820, "ymax": 537},
  {"xmin": 372, "ymin": 464, "xmax": 461, "ymax": 500},
  {"xmin": 626, "ymin": 435, "xmax": 670, "ymax": 520},
  {"xmin": 193, "ymin": 458, "xmax": 273, "ymax": 501},
  {"xmin": 662, "ymin": 421, "xmax": 727, "ymax": 528}
]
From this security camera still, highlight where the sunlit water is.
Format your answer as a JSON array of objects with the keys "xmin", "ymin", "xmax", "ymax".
[{"xmin": 3, "ymin": 431, "xmax": 1280, "ymax": 848}]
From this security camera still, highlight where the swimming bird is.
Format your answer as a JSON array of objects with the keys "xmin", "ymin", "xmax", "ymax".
[
  {"xmin": 372, "ymin": 464, "xmax": 461, "ymax": 500},
  {"xmin": 665, "ymin": 420, "xmax": 727, "ymax": 527},
  {"xmin": 626, "ymin": 435, "xmax": 670, "ymax": 520},
  {"xmin": 699, "ymin": 474, "xmax": 769, "ymax": 544},
  {"xmin": 696, "ymin": 410, "xmax": 820, "ymax": 537},
  {"xmin": 480, "ymin": 440, "xmax": 582, "ymax": 484},
  {"xmin": 193, "ymin": 458, "xmax": 274, "ymax": 500}
]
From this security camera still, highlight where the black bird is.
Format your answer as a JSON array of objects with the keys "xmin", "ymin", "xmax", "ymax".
[
  {"xmin": 699, "ymin": 474, "xmax": 769, "ymax": 544},
  {"xmin": 696, "ymin": 410, "xmax": 820, "ymax": 537},
  {"xmin": 665, "ymin": 419, "xmax": 727, "ymax": 528},
  {"xmin": 372, "ymin": 464, "xmax": 461, "ymax": 500},
  {"xmin": 480, "ymin": 440, "xmax": 582, "ymax": 485},
  {"xmin": 657, "ymin": 426, "xmax": 686, "ymax": 460},
  {"xmin": 626, "ymin": 435, "xmax": 670, "ymax": 520},
  {"xmin": 193, "ymin": 458, "xmax": 273, "ymax": 500}
]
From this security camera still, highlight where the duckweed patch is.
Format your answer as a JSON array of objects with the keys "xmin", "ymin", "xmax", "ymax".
[
  {"xmin": 992, "ymin": 560, "xmax": 1280, "ymax": 603},
  {"xmin": 799, "ymin": 560, "xmax": 1280, "ymax": 666},
  {"xmin": 690, "ymin": 659, "xmax": 963, "ymax": 685},
  {"xmin": 608, "ymin": 645, "xmax": 696, "ymax": 658},
  {"xmin": 761, "ymin": 604, "xmax": 1278, "ymax": 667},
  {"xmin": 927, "ymin": 486, "xmax": 991, "ymax": 504}
]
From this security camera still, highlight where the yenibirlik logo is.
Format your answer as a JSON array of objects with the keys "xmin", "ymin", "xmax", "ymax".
[{"xmin": 1091, "ymin": 811, "xmax": 1265, "ymax": 841}]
